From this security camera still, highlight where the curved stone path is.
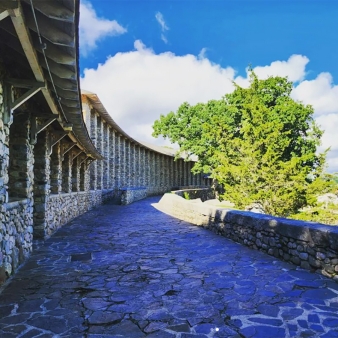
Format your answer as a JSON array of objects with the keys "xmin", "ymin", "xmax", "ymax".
[{"xmin": 1, "ymin": 197, "xmax": 338, "ymax": 338}]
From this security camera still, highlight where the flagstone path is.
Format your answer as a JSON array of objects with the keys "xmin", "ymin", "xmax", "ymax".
[{"xmin": 0, "ymin": 197, "xmax": 338, "ymax": 337}]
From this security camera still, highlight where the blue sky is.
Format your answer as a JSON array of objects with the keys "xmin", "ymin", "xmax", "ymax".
[{"xmin": 79, "ymin": 0, "xmax": 338, "ymax": 172}]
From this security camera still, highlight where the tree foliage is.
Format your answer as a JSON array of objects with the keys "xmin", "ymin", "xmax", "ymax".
[{"xmin": 153, "ymin": 71, "xmax": 330, "ymax": 217}]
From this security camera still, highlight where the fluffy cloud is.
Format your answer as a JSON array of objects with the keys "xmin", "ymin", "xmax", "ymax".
[
  {"xmin": 292, "ymin": 73, "xmax": 338, "ymax": 116},
  {"xmin": 79, "ymin": 1, "xmax": 127, "ymax": 56},
  {"xmin": 81, "ymin": 40, "xmax": 236, "ymax": 130},
  {"xmin": 81, "ymin": 42, "xmax": 338, "ymax": 172},
  {"xmin": 155, "ymin": 12, "xmax": 169, "ymax": 44},
  {"xmin": 236, "ymin": 55, "xmax": 309, "ymax": 88}
]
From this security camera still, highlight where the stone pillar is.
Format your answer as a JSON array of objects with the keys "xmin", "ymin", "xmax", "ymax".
[
  {"xmin": 62, "ymin": 151, "xmax": 72, "ymax": 193},
  {"xmin": 0, "ymin": 81, "xmax": 9, "ymax": 206},
  {"xmin": 71, "ymin": 151, "xmax": 80, "ymax": 192},
  {"xmin": 8, "ymin": 112, "xmax": 34, "ymax": 201},
  {"xmin": 120, "ymin": 137, "xmax": 126, "ymax": 187},
  {"xmin": 143, "ymin": 148, "xmax": 150, "ymax": 187},
  {"xmin": 140, "ymin": 147, "xmax": 145, "ymax": 187},
  {"xmin": 103, "ymin": 122, "xmax": 109, "ymax": 189},
  {"xmin": 149, "ymin": 151, "xmax": 154, "ymax": 191},
  {"xmin": 165, "ymin": 156, "xmax": 170, "ymax": 190},
  {"xmin": 33, "ymin": 130, "xmax": 50, "ymax": 238},
  {"xmin": 109, "ymin": 129, "xmax": 115, "ymax": 189},
  {"xmin": 125, "ymin": 141, "xmax": 131, "ymax": 187},
  {"xmin": 129, "ymin": 142, "xmax": 134, "ymax": 187},
  {"xmin": 114, "ymin": 132, "xmax": 120, "ymax": 188},
  {"xmin": 169, "ymin": 157, "xmax": 174, "ymax": 190},
  {"xmin": 179, "ymin": 159, "xmax": 185, "ymax": 187},
  {"xmin": 187, "ymin": 161, "xmax": 192, "ymax": 187},
  {"xmin": 90, "ymin": 110, "xmax": 97, "ymax": 190},
  {"xmin": 50, "ymin": 142, "xmax": 62, "ymax": 194},
  {"xmin": 96, "ymin": 116, "xmax": 103, "ymax": 190},
  {"xmin": 134, "ymin": 144, "xmax": 140, "ymax": 187},
  {"xmin": 79, "ymin": 156, "xmax": 86, "ymax": 191}
]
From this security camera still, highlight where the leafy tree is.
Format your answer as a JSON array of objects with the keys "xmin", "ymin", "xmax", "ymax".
[{"xmin": 153, "ymin": 71, "xmax": 328, "ymax": 217}]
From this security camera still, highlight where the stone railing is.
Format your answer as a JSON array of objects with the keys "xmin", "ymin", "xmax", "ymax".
[
  {"xmin": 172, "ymin": 187, "xmax": 215, "ymax": 201},
  {"xmin": 156, "ymin": 193, "xmax": 338, "ymax": 280},
  {"xmin": 120, "ymin": 187, "xmax": 148, "ymax": 205}
]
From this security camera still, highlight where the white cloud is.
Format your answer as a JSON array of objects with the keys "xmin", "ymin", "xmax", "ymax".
[
  {"xmin": 292, "ymin": 73, "xmax": 338, "ymax": 116},
  {"xmin": 81, "ymin": 43, "xmax": 338, "ymax": 172},
  {"xmin": 79, "ymin": 1, "xmax": 127, "ymax": 56},
  {"xmin": 155, "ymin": 12, "xmax": 169, "ymax": 44},
  {"xmin": 235, "ymin": 54, "xmax": 310, "ymax": 88}
]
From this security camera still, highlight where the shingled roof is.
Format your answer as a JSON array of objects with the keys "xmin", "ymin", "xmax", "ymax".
[{"xmin": 0, "ymin": 0, "xmax": 102, "ymax": 159}]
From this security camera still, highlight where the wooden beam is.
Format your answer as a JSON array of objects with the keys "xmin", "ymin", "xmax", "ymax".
[
  {"xmin": 72, "ymin": 149, "xmax": 83, "ymax": 161},
  {"xmin": 6, "ymin": 78, "xmax": 44, "ymax": 88},
  {"xmin": 9, "ymin": 4, "xmax": 60, "ymax": 116},
  {"xmin": 61, "ymin": 142, "xmax": 77, "ymax": 159},
  {"xmin": 0, "ymin": 1, "xmax": 18, "ymax": 10},
  {"xmin": 11, "ymin": 83, "xmax": 45, "ymax": 110},
  {"xmin": 30, "ymin": 117, "xmax": 56, "ymax": 145},
  {"xmin": 0, "ymin": 10, "xmax": 9, "ymax": 21},
  {"xmin": 50, "ymin": 131, "xmax": 67, "ymax": 148}
]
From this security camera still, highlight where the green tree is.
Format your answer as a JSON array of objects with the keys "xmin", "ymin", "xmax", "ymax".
[{"xmin": 153, "ymin": 71, "xmax": 328, "ymax": 216}]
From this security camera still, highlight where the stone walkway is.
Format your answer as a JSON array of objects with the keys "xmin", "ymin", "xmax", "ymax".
[{"xmin": 1, "ymin": 197, "xmax": 338, "ymax": 338}]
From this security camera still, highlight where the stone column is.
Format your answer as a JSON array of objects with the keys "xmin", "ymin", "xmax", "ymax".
[
  {"xmin": 33, "ymin": 130, "xmax": 50, "ymax": 238},
  {"xmin": 62, "ymin": 151, "xmax": 72, "ymax": 193},
  {"xmin": 109, "ymin": 129, "xmax": 115, "ymax": 189},
  {"xmin": 8, "ymin": 112, "xmax": 34, "ymax": 201},
  {"xmin": 50, "ymin": 142, "xmax": 62, "ymax": 194},
  {"xmin": 96, "ymin": 116, "xmax": 103, "ymax": 190},
  {"xmin": 90, "ymin": 110, "xmax": 97, "ymax": 190},
  {"xmin": 0, "ymin": 84, "xmax": 9, "ymax": 206},
  {"xmin": 119, "ymin": 137, "xmax": 126, "ymax": 187},
  {"xmin": 169, "ymin": 157, "xmax": 174, "ymax": 190},
  {"xmin": 187, "ymin": 161, "xmax": 192, "ymax": 187},
  {"xmin": 114, "ymin": 132, "xmax": 120, "ymax": 188},
  {"xmin": 103, "ymin": 122, "xmax": 109, "ymax": 189},
  {"xmin": 129, "ymin": 142, "xmax": 134, "ymax": 187},
  {"xmin": 140, "ymin": 147, "xmax": 145, "ymax": 187},
  {"xmin": 71, "ymin": 151, "xmax": 80, "ymax": 192},
  {"xmin": 165, "ymin": 156, "xmax": 170, "ymax": 190},
  {"xmin": 134, "ymin": 144, "xmax": 140, "ymax": 187},
  {"xmin": 149, "ymin": 151, "xmax": 154, "ymax": 191},
  {"xmin": 79, "ymin": 155, "xmax": 87, "ymax": 191},
  {"xmin": 143, "ymin": 148, "xmax": 150, "ymax": 188},
  {"xmin": 126, "ymin": 142, "xmax": 131, "ymax": 187}
]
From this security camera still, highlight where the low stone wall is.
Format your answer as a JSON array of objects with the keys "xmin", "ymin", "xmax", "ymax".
[
  {"xmin": 121, "ymin": 187, "xmax": 148, "ymax": 205},
  {"xmin": 45, "ymin": 190, "xmax": 108, "ymax": 237},
  {"xmin": 172, "ymin": 187, "xmax": 215, "ymax": 201},
  {"xmin": 156, "ymin": 193, "xmax": 338, "ymax": 280},
  {"xmin": 0, "ymin": 199, "xmax": 33, "ymax": 281}
]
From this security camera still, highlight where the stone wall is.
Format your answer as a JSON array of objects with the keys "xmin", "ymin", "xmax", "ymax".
[
  {"xmin": 121, "ymin": 187, "xmax": 148, "ymax": 205},
  {"xmin": 156, "ymin": 193, "xmax": 338, "ymax": 280},
  {"xmin": 45, "ymin": 190, "xmax": 108, "ymax": 236},
  {"xmin": 172, "ymin": 187, "xmax": 215, "ymax": 201},
  {"xmin": 0, "ymin": 199, "xmax": 33, "ymax": 283}
]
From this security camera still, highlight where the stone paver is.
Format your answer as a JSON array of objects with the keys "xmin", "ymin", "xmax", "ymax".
[{"xmin": 1, "ymin": 197, "xmax": 338, "ymax": 337}]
